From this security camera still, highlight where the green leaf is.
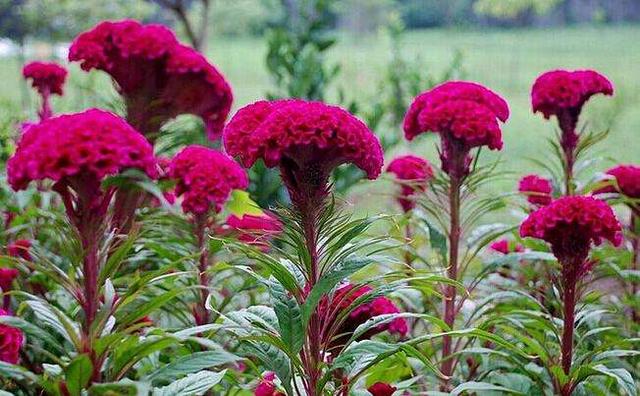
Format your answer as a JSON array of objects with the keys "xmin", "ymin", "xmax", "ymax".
[
  {"xmin": 576, "ymin": 365, "xmax": 636, "ymax": 396},
  {"xmin": 89, "ymin": 380, "xmax": 150, "ymax": 396},
  {"xmin": 420, "ymin": 218, "xmax": 447, "ymax": 259},
  {"xmin": 146, "ymin": 350, "xmax": 241, "ymax": 385},
  {"xmin": 225, "ymin": 190, "xmax": 263, "ymax": 216},
  {"xmin": 65, "ymin": 354, "xmax": 93, "ymax": 396},
  {"xmin": 450, "ymin": 381, "xmax": 525, "ymax": 395},
  {"xmin": 111, "ymin": 337, "xmax": 178, "ymax": 380},
  {"xmin": 0, "ymin": 361, "xmax": 39, "ymax": 382},
  {"xmin": 270, "ymin": 278, "xmax": 305, "ymax": 354},
  {"xmin": 152, "ymin": 370, "xmax": 226, "ymax": 396}
]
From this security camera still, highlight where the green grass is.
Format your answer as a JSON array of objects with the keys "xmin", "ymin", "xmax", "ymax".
[{"xmin": 5, "ymin": 25, "xmax": 640, "ymax": 185}]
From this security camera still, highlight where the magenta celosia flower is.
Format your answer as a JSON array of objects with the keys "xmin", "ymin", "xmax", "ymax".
[
  {"xmin": 0, "ymin": 268, "xmax": 19, "ymax": 292},
  {"xmin": 489, "ymin": 239, "xmax": 524, "ymax": 255},
  {"xmin": 223, "ymin": 99, "xmax": 383, "ymax": 206},
  {"xmin": 225, "ymin": 213, "xmax": 282, "ymax": 249},
  {"xmin": 387, "ymin": 154, "xmax": 434, "ymax": 212},
  {"xmin": 69, "ymin": 19, "xmax": 232, "ymax": 139},
  {"xmin": 368, "ymin": 382, "xmax": 397, "ymax": 396},
  {"xmin": 22, "ymin": 61, "xmax": 67, "ymax": 96},
  {"xmin": 403, "ymin": 81, "xmax": 509, "ymax": 177},
  {"xmin": 518, "ymin": 174, "xmax": 553, "ymax": 207},
  {"xmin": 169, "ymin": 145, "xmax": 248, "ymax": 216},
  {"xmin": 254, "ymin": 372, "xmax": 285, "ymax": 396},
  {"xmin": 0, "ymin": 309, "xmax": 23, "ymax": 364},
  {"xmin": 7, "ymin": 109, "xmax": 157, "ymax": 193},
  {"xmin": 7, "ymin": 239, "xmax": 31, "ymax": 261},
  {"xmin": 520, "ymin": 196, "xmax": 621, "ymax": 266},
  {"xmin": 596, "ymin": 165, "xmax": 640, "ymax": 199}
]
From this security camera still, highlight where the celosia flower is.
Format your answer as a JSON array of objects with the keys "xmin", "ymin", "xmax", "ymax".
[
  {"xmin": 368, "ymin": 382, "xmax": 397, "ymax": 396},
  {"xmin": 403, "ymin": 81, "xmax": 509, "ymax": 177},
  {"xmin": 225, "ymin": 213, "xmax": 282, "ymax": 249},
  {"xmin": 0, "ymin": 309, "xmax": 23, "ymax": 364},
  {"xmin": 69, "ymin": 19, "xmax": 232, "ymax": 139},
  {"xmin": 170, "ymin": 145, "xmax": 248, "ymax": 215},
  {"xmin": 518, "ymin": 174, "xmax": 553, "ymax": 207},
  {"xmin": 254, "ymin": 372, "xmax": 285, "ymax": 396},
  {"xmin": 7, "ymin": 109, "xmax": 157, "ymax": 192},
  {"xmin": 387, "ymin": 155, "xmax": 434, "ymax": 212},
  {"xmin": 0, "ymin": 268, "xmax": 19, "ymax": 292},
  {"xmin": 520, "ymin": 196, "xmax": 621, "ymax": 266},
  {"xmin": 223, "ymin": 99, "xmax": 383, "ymax": 207},
  {"xmin": 489, "ymin": 239, "xmax": 524, "ymax": 255},
  {"xmin": 22, "ymin": 61, "xmax": 67, "ymax": 96},
  {"xmin": 7, "ymin": 239, "xmax": 32, "ymax": 261},
  {"xmin": 596, "ymin": 165, "xmax": 640, "ymax": 199},
  {"xmin": 532, "ymin": 69, "xmax": 613, "ymax": 130}
]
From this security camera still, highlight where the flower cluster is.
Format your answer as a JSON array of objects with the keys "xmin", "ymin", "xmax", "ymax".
[
  {"xmin": 7, "ymin": 239, "xmax": 31, "ymax": 261},
  {"xmin": 223, "ymin": 100, "xmax": 383, "ymax": 205},
  {"xmin": 0, "ymin": 268, "xmax": 18, "ymax": 293},
  {"xmin": 368, "ymin": 382, "xmax": 397, "ymax": 396},
  {"xmin": 597, "ymin": 165, "xmax": 640, "ymax": 199},
  {"xmin": 0, "ymin": 309, "xmax": 23, "ymax": 364},
  {"xmin": 532, "ymin": 69, "xmax": 613, "ymax": 123},
  {"xmin": 518, "ymin": 174, "xmax": 553, "ymax": 207},
  {"xmin": 387, "ymin": 154, "xmax": 434, "ymax": 212},
  {"xmin": 520, "ymin": 196, "xmax": 621, "ymax": 265},
  {"xmin": 170, "ymin": 145, "xmax": 248, "ymax": 215},
  {"xmin": 254, "ymin": 372, "xmax": 285, "ymax": 396},
  {"xmin": 225, "ymin": 213, "xmax": 282, "ymax": 249},
  {"xmin": 403, "ymin": 81, "xmax": 509, "ymax": 177},
  {"xmin": 22, "ymin": 61, "xmax": 68, "ymax": 96},
  {"xmin": 69, "ymin": 19, "xmax": 232, "ymax": 139},
  {"xmin": 7, "ymin": 109, "xmax": 157, "ymax": 192},
  {"xmin": 489, "ymin": 239, "xmax": 524, "ymax": 255}
]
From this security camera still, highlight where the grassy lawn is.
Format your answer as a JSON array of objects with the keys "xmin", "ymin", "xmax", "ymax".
[{"xmin": 3, "ymin": 25, "xmax": 639, "ymax": 186}]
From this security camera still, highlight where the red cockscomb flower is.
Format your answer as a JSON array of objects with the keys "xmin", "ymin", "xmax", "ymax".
[
  {"xmin": 224, "ymin": 99, "xmax": 383, "ymax": 207},
  {"xmin": 170, "ymin": 145, "xmax": 248, "ymax": 215},
  {"xmin": 69, "ymin": 19, "xmax": 232, "ymax": 139},
  {"xmin": 22, "ymin": 61, "xmax": 67, "ymax": 96},
  {"xmin": 0, "ymin": 309, "xmax": 23, "ymax": 364},
  {"xmin": 7, "ymin": 240, "xmax": 31, "ymax": 261},
  {"xmin": 7, "ymin": 109, "xmax": 157, "ymax": 192},
  {"xmin": 254, "ymin": 372, "xmax": 285, "ymax": 396},
  {"xmin": 368, "ymin": 382, "xmax": 397, "ymax": 396},
  {"xmin": 519, "ymin": 174, "xmax": 553, "ymax": 207},
  {"xmin": 387, "ymin": 155, "xmax": 434, "ymax": 212},
  {"xmin": 597, "ymin": 165, "xmax": 640, "ymax": 199},
  {"xmin": 403, "ymin": 81, "xmax": 509, "ymax": 177},
  {"xmin": 225, "ymin": 213, "xmax": 282, "ymax": 249},
  {"xmin": 520, "ymin": 196, "xmax": 621, "ymax": 266},
  {"xmin": 490, "ymin": 239, "xmax": 524, "ymax": 255},
  {"xmin": 0, "ymin": 268, "xmax": 19, "ymax": 292}
]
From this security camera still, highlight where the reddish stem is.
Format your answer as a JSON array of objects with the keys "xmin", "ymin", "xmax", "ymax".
[
  {"xmin": 559, "ymin": 258, "xmax": 580, "ymax": 396},
  {"xmin": 558, "ymin": 110, "xmax": 579, "ymax": 196},
  {"xmin": 38, "ymin": 89, "xmax": 53, "ymax": 121}
]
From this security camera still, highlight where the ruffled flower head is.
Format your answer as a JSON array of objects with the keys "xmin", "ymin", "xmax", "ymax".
[
  {"xmin": 69, "ymin": 19, "xmax": 232, "ymax": 139},
  {"xmin": 489, "ymin": 239, "xmax": 524, "ymax": 255},
  {"xmin": 7, "ymin": 239, "xmax": 32, "ymax": 261},
  {"xmin": 225, "ymin": 213, "xmax": 282, "ymax": 249},
  {"xmin": 518, "ymin": 174, "xmax": 553, "ymax": 207},
  {"xmin": 520, "ymin": 196, "xmax": 621, "ymax": 267},
  {"xmin": 223, "ymin": 99, "xmax": 383, "ymax": 207},
  {"xmin": 368, "ymin": 382, "xmax": 397, "ymax": 396},
  {"xmin": 596, "ymin": 165, "xmax": 640, "ymax": 200},
  {"xmin": 254, "ymin": 372, "xmax": 285, "ymax": 396},
  {"xmin": 170, "ymin": 145, "xmax": 248, "ymax": 216},
  {"xmin": 7, "ymin": 109, "xmax": 157, "ymax": 193},
  {"xmin": 22, "ymin": 61, "xmax": 67, "ymax": 96},
  {"xmin": 0, "ymin": 309, "xmax": 23, "ymax": 364},
  {"xmin": 403, "ymin": 81, "xmax": 509, "ymax": 177},
  {"xmin": 0, "ymin": 268, "xmax": 19, "ymax": 292},
  {"xmin": 387, "ymin": 154, "xmax": 434, "ymax": 212}
]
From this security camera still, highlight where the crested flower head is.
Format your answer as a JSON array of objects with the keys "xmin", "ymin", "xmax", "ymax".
[
  {"xmin": 403, "ymin": 81, "xmax": 509, "ymax": 177},
  {"xmin": 518, "ymin": 174, "xmax": 553, "ymax": 207},
  {"xmin": 0, "ymin": 268, "xmax": 19, "ymax": 292},
  {"xmin": 368, "ymin": 382, "xmax": 397, "ymax": 396},
  {"xmin": 7, "ymin": 239, "xmax": 32, "ymax": 261},
  {"xmin": 0, "ymin": 309, "xmax": 23, "ymax": 364},
  {"xmin": 254, "ymin": 372, "xmax": 285, "ymax": 396},
  {"xmin": 387, "ymin": 154, "xmax": 434, "ymax": 212},
  {"xmin": 489, "ymin": 239, "xmax": 524, "ymax": 255},
  {"xmin": 223, "ymin": 99, "xmax": 383, "ymax": 207},
  {"xmin": 520, "ymin": 196, "xmax": 621, "ymax": 267},
  {"xmin": 170, "ymin": 145, "xmax": 248, "ymax": 215},
  {"xmin": 22, "ymin": 61, "xmax": 68, "ymax": 96},
  {"xmin": 596, "ymin": 165, "xmax": 640, "ymax": 200},
  {"xmin": 69, "ymin": 19, "xmax": 232, "ymax": 139},
  {"xmin": 532, "ymin": 69, "xmax": 613, "ymax": 122},
  {"xmin": 7, "ymin": 109, "xmax": 157, "ymax": 192},
  {"xmin": 225, "ymin": 213, "xmax": 282, "ymax": 249}
]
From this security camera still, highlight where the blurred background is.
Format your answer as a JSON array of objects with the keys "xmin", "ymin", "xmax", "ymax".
[{"xmin": 0, "ymin": 0, "xmax": 638, "ymax": 192}]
